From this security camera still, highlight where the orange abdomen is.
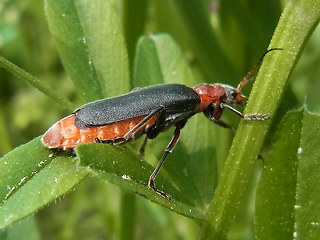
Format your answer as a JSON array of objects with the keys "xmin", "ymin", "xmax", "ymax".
[{"xmin": 41, "ymin": 114, "xmax": 158, "ymax": 150}]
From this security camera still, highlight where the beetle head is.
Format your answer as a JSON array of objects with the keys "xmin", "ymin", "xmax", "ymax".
[
  {"xmin": 221, "ymin": 84, "xmax": 247, "ymax": 106},
  {"xmin": 193, "ymin": 83, "xmax": 247, "ymax": 112}
]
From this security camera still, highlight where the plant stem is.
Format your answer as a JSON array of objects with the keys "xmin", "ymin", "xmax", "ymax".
[{"xmin": 198, "ymin": 0, "xmax": 320, "ymax": 239}]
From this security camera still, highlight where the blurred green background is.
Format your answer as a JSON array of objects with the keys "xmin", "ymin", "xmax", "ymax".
[{"xmin": 1, "ymin": 0, "xmax": 320, "ymax": 239}]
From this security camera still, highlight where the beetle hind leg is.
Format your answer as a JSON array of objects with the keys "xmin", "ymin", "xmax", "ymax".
[
  {"xmin": 148, "ymin": 173, "xmax": 172, "ymax": 200},
  {"xmin": 148, "ymin": 127, "xmax": 181, "ymax": 200}
]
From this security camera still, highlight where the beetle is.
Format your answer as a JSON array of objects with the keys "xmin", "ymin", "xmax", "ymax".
[{"xmin": 42, "ymin": 48, "xmax": 281, "ymax": 200}]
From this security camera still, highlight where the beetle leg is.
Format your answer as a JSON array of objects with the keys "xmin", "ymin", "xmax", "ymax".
[
  {"xmin": 205, "ymin": 104, "xmax": 236, "ymax": 133},
  {"xmin": 243, "ymin": 114, "xmax": 270, "ymax": 120},
  {"xmin": 211, "ymin": 119, "xmax": 236, "ymax": 133},
  {"xmin": 94, "ymin": 138, "xmax": 123, "ymax": 145},
  {"xmin": 220, "ymin": 103, "xmax": 244, "ymax": 118},
  {"xmin": 122, "ymin": 106, "xmax": 165, "ymax": 141},
  {"xmin": 98, "ymin": 107, "xmax": 165, "ymax": 146},
  {"xmin": 210, "ymin": 103, "xmax": 269, "ymax": 133},
  {"xmin": 148, "ymin": 127, "xmax": 181, "ymax": 200},
  {"xmin": 220, "ymin": 103, "xmax": 270, "ymax": 120},
  {"xmin": 96, "ymin": 137, "xmax": 128, "ymax": 145},
  {"xmin": 139, "ymin": 135, "xmax": 148, "ymax": 156}
]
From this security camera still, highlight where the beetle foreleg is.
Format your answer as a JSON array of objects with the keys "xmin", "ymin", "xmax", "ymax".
[
  {"xmin": 220, "ymin": 103, "xmax": 244, "ymax": 118},
  {"xmin": 244, "ymin": 114, "xmax": 270, "ymax": 120},
  {"xmin": 220, "ymin": 103, "xmax": 270, "ymax": 120},
  {"xmin": 211, "ymin": 119, "xmax": 236, "ymax": 133},
  {"xmin": 205, "ymin": 104, "xmax": 235, "ymax": 133},
  {"xmin": 148, "ymin": 127, "xmax": 181, "ymax": 200},
  {"xmin": 208, "ymin": 103, "xmax": 269, "ymax": 133}
]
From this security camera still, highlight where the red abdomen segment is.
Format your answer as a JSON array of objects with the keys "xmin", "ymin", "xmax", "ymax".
[{"xmin": 41, "ymin": 114, "xmax": 158, "ymax": 150}]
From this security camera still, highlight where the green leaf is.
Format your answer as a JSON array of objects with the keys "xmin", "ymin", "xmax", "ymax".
[
  {"xmin": 133, "ymin": 33, "xmax": 198, "ymax": 87},
  {"xmin": 122, "ymin": 0, "xmax": 147, "ymax": 69},
  {"xmin": 198, "ymin": 0, "xmax": 320, "ymax": 239},
  {"xmin": 219, "ymin": 0, "xmax": 264, "ymax": 52},
  {"xmin": 255, "ymin": 109, "xmax": 303, "ymax": 239},
  {"xmin": 76, "ymin": 143, "xmax": 205, "ymax": 220},
  {"xmin": 149, "ymin": 34, "xmax": 197, "ymax": 85},
  {"xmin": 0, "ymin": 216, "xmax": 41, "ymax": 240},
  {"xmin": 133, "ymin": 36, "xmax": 164, "ymax": 86},
  {"xmin": 44, "ymin": 0, "xmax": 130, "ymax": 101},
  {"xmin": 256, "ymin": 108, "xmax": 320, "ymax": 239},
  {"xmin": 172, "ymin": 0, "xmax": 238, "ymax": 82},
  {"xmin": 295, "ymin": 109, "xmax": 320, "ymax": 238},
  {"xmin": 0, "ymin": 137, "xmax": 87, "ymax": 228}
]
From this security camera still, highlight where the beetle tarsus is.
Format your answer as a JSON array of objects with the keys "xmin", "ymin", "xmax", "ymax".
[
  {"xmin": 112, "ymin": 137, "xmax": 127, "ymax": 144},
  {"xmin": 244, "ymin": 114, "xmax": 270, "ymax": 120},
  {"xmin": 95, "ymin": 137, "xmax": 127, "ymax": 145},
  {"xmin": 148, "ymin": 179, "xmax": 171, "ymax": 200},
  {"xmin": 220, "ymin": 103, "xmax": 244, "ymax": 118}
]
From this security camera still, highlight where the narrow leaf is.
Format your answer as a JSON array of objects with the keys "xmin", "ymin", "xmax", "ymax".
[
  {"xmin": 133, "ymin": 36, "xmax": 164, "ymax": 87},
  {"xmin": 150, "ymin": 34, "xmax": 196, "ymax": 85},
  {"xmin": 44, "ymin": 0, "xmax": 130, "ymax": 101},
  {"xmin": 296, "ymin": 110, "xmax": 320, "ymax": 238},
  {"xmin": 172, "ymin": 0, "xmax": 238, "ymax": 82},
  {"xmin": 0, "ymin": 137, "xmax": 87, "ymax": 228},
  {"xmin": 122, "ymin": 0, "xmax": 148, "ymax": 69},
  {"xmin": 255, "ymin": 109, "xmax": 303, "ymax": 239},
  {"xmin": 76, "ymin": 143, "xmax": 206, "ymax": 220},
  {"xmin": 0, "ymin": 57, "xmax": 75, "ymax": 111},
  {"xmin": 0, "ymin": 216, "xmax": 41, "ymax": 240},
  {"xmin": 133, "ymin": 33, "xmax": 197, "ymax": 87},
  {"xmin": 256, "ymin": 108, "xmax": 320, "ymax": 239}
]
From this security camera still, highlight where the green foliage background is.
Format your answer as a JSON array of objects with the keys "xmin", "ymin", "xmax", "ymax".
[{"xmin": 0, "ymin": 0, "xmax": 320, "ymax": 239}]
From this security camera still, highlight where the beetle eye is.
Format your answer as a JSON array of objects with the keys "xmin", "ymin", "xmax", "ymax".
[{"xmin": 230, "ymin": 90, "xmax": 237, "ymax": 99}]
